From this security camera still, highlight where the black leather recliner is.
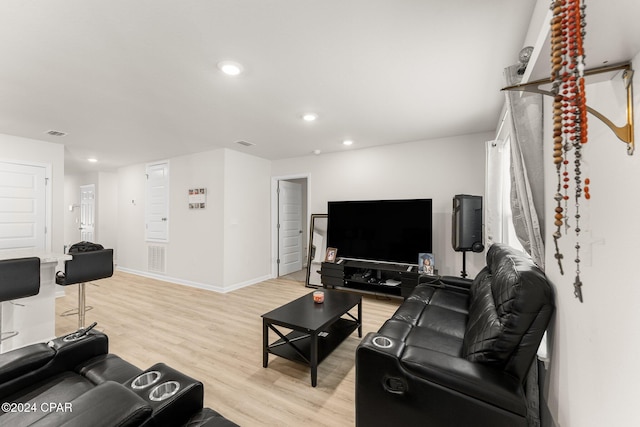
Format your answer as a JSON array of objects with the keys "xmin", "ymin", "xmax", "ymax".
[
  {"xmin": 356, "ymin": 243, "xmax": 555, "ymax": 427},
  {"xmin": 0, "ymin": 330, "xmax": 238, "ymax": 426}
]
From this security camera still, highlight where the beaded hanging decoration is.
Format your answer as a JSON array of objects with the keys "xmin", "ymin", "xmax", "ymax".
[{"xmin": 550, "ymin": 0, "xmax": 588, "ymax": 302}]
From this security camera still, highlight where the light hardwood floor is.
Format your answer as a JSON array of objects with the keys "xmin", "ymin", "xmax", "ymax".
[{"xmin": 55, "ymin": 271, "xmax": 400, "ymax": 427}]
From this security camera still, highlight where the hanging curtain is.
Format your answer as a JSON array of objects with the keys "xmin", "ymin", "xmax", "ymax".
[
  {"xmin": 503, "ymin": 64, "xmax": 546, "ymax": 427},
  {"xmin": 504, "ymin": 64, "xmax": 545, "ymax": 269}
]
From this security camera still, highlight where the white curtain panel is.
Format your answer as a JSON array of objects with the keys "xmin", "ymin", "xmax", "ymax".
[{"xmin": 504, "ymin": 64, "xmax": 545, "ymax": 270}]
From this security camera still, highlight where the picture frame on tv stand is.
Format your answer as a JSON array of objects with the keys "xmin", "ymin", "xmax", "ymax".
[
  {"xmin": 325, "ymin": 247, "xmax": 338, "ymax": 263},
  {"xmin": 418, "ymin": 253, "xmax": 435, "ymax": 275}
]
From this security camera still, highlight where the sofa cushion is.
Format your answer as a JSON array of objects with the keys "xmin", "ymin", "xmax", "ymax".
[
  {"xmin": 417, "ymin": 305, "xmax": 467, "ymax": 339},
  {"xmin": 405, "ymin": 284, "xmax": 435, "ymax": 304},
  {"xmin": 428, "ymin": 288, "xmax": 469, "ymax": 314},
  {"xmin": 391, "ymin": 299, "xmax": 428, "ymax": 325},
  {"xmin": 462, "ymin": 244, "xmax": 554, "ymax": 379},
  {"xmin": 400, "ymin": 346, "xmax": 527, "ymax": 416},
  {"xmin": 0, "ymin": 343, "xmax": 55, "ymax": 386},
  {"xmin": 405, "ymin": 328, "xmax": 463, "ymax": 357}
]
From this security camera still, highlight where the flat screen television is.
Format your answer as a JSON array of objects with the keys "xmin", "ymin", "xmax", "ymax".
[{"xmin": 327, "ymin": 199, "xmax": 433, "ymax": 265}]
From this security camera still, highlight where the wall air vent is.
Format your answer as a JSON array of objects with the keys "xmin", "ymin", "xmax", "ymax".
[
  {"xmin": 46, "ymin": 130, "xmax": 67, "ymax": 137},
  {"xmin": 148, "ymin": 245, "xmax": 166, "ymax": 273},
  {"xmin": 235, "ymin": 140, "xmax": 255, "ymax": 147}
]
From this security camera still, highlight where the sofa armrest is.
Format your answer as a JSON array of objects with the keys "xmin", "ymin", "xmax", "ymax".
[
  {"xmin": 0, "ymin": 332, "xmax": 109, "ymax": 400},
  {"xmin": 29, "ymin": 381, "xmax": 152, "ymax": 427},
  {"xmin": 356, "ymin": 333, "xmax": 527, "ymax": 427}
]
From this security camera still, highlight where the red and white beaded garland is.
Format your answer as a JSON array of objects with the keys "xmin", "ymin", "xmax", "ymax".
[{"xmin": 550, "ymin": 0, "xmax": 589, "ymax": 302}]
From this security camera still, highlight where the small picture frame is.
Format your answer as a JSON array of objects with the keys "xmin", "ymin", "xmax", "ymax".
[
  {"xmin": 188, "ymin": 187, "xmax": 207, "ymax": 209},
  {"xmin": 418, "ymin": 253, "xmax": 435, "ymax": 275},
  {"xmin": 325, "ymin": 247, "xmax": 338, "ymax": 263}
]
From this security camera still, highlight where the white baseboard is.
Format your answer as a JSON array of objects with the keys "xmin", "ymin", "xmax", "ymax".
[{"xmin": 115, "ymin": 266, "xmax": 270, "ymax": 294}]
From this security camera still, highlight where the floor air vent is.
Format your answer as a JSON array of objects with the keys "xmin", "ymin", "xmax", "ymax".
[{"xmin": 148, "ymin": 245, "xmax": 166, "ymax": 273}]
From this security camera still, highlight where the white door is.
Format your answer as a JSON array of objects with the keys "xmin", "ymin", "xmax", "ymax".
[
  {"xmin": 146, "ymin": 162, "xmax": 169, "ymax": 242},
  {"xmin": 278, "ymin": 180, "xmax": 303, "ymax": 276},
  {"xmin": 79, "ymin": 184, "xmax": 95, "ymax": 242},
  {"xmin": 0, "ymin": 162, "xmax": 46, "ymax": 250}
]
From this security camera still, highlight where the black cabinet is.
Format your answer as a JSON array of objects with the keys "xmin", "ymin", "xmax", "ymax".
[{"xmin": 320, "ymin": 259, "xmax": 420, "ymax": 299}]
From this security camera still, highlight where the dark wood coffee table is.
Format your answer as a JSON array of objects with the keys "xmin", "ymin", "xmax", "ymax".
[{"xmin": 262, "ymin": 289, "xmax": 362, "ymax": 387}]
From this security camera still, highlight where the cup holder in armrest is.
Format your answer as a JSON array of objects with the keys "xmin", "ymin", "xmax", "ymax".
[
  {"xmin": 149, "ymin": 381, "xmax": 181, "ymax": 402},
  {"xmin": 130, "ymin": 363, "xmax": 203, "ymax": 425},
  {"xmin": 372, "ymin": 336, "xmax": 393, "ymax": 349},
  {"xmin": 131, "ymin": 370, "xmax": 162, "ymax": 390},
  {"xmin": 63, "ymin": 333, "xmax": 89, "ymax": 343}
]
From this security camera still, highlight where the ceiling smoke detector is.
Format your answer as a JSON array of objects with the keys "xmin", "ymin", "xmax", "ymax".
[{"xmin": 46, "ymin": 130, "xmax": 67, "ymax": 137}]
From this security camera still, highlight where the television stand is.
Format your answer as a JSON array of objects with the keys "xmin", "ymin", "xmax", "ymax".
[{"xmin": 320, "ymin": 259, "xmax": 420, "ymax": 299}]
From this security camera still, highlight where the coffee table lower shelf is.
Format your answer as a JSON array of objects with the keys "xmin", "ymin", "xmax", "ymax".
[{"xmin": 266, "ymin": 318, "xmax": 358, "ymax": 365}]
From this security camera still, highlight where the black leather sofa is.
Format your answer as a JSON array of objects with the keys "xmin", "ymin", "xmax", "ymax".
[
  {"xmin": 0, "ymin": 329, "xmax": 237, "ymax": 427},
  {"xmin": 356, "ymin": 243, "xmax": 555, "ymax": 427}
]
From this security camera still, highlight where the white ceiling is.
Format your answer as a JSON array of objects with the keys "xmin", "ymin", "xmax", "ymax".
[{"xmin": 1, "ymin": 1, "xmax": 639, "ymax": 174}]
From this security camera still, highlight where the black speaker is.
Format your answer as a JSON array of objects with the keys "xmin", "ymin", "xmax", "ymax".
[{"xmin": 452, "ymin": 195, "xmax": 484, "ymax": 253}]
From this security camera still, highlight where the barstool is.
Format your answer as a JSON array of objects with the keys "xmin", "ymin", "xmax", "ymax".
[
  {"xmin": 56, "ymin": 249, "xmax": 113, "ymax": 329},
  {"xmin": 0, "ymin": 257, "xmax": 41, "ymax": 341}
]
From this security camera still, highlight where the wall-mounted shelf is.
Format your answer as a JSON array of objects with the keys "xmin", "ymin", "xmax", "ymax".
[{"xmin": 502, "ymin": 62, "xmax": 635, "ymax": 155}]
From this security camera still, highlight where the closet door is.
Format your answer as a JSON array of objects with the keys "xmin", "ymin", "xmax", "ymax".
[
  {"xmin": 145, "ymin": 161, "xmax": 169, "ymax": 242},
  {"xmin": 0, "ymin": 161, "xmax": 46, "ymax": 250}
]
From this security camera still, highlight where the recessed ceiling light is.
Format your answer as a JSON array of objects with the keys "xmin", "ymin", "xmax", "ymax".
[
  {"xmin": 87, "ymin": 158, "xmax": 98, "ymax": 163},
  {"xmin": 313, "ymin": 149, "xmax": 321, "ymax": 155},
  {"xmin": 342, "ymin": 139, "xmax": 354, "ymax": 146},
  {"xmin": 302, "ymin": 113, "xmax": 318, "ymax": 122},
  {"xmin": 218, "ymin": 61, "xmax": 244, "ymax": 76}
]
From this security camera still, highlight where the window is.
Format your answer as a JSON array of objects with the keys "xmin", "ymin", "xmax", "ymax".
[{"xmin": 486, "ymin": 111, "xmax": 525, "ymax": 252}]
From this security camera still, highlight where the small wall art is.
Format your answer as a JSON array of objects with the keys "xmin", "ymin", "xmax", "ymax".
[{"xmin": 188, "ymin": 188, "xmax": 206, "ymax": 209}]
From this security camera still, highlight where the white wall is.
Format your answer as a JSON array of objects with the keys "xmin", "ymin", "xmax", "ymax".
[
  {"xmin": 63, "ymin": 174, "xmax": 82, "ymax": 248},
  {"xmin": 0, "ymin": 134, "xmax": 64, "ymax": 253},
  {"xmin": 116, "ymin": 148, "xmax": 271, "ymax": 292},
  {"xmin": 223, "ymin": 149, "xmax": 272, "ymax": 287},
  {"xmin": 165, "ymin": 149, "xmax": 225, "ymax": 287},
  {"xmin": 96, "ymin": 171, "xmax": 118, "ymax": 257},
  {"xmin": 116, "ymin": 163, "xmax": 147, "ymax": 272},
  {"xmin": 542, "ymin": 53, "xmax": 640, "ymax": 427},
  {"xmin": 272, "ymin": 133, "xmax": 488, "ymax": 277}
]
